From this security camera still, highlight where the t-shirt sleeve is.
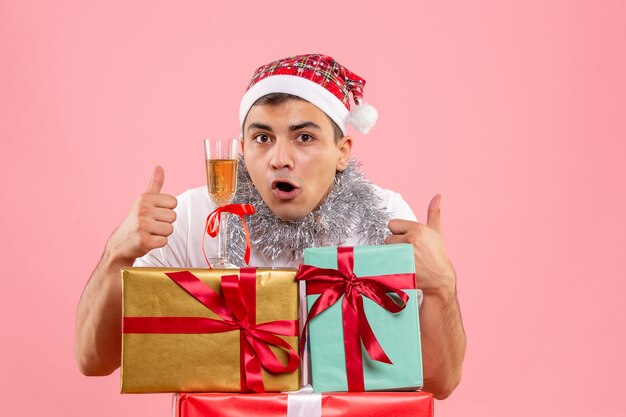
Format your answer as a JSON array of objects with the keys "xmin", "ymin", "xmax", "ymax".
[
  {"xmin": 379, "ymin": 188, "xmax": 418, "ymax": 222},
  {"xmin": 133, "ymin": 190, "xmax": 191, "ymax": 268}
]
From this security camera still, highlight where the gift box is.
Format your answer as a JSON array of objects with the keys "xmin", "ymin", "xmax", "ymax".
[
  {"xmin": 297, "ymin": 244, "xmax": 423, "ymax": 392},
  {"xmin": 121, "ymin": 267, "xmax": 300, "ymax": 393},
  {"xmin": 174, "ymin": 390, "xmax": 434, "ymax": 417}
]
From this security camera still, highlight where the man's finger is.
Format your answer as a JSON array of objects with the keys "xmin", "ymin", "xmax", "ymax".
[
  {"xmin": 153, "ymin": 194, "xmax": 178, "ymax": 210},
  {"xmin": 426, "ymin": 194, "xmax": 442, "ymax": 231},
  {"xmin": 147, "ymin": 220, "xmax": 174, "ymax": 237},
  {"xmin": 384, "ymin": 234, "xmax": 409, "ymax": 245},
  {"xmin": 387, "ymin": 218, "xmax": 418, "ymax": 235},
  {"xmin": 146, "ymin": 165, "xmax": 165, "ymax": 194},
  {"xmin": 153, "ymin": 207, "xmax": 177, "ymax": 223}
]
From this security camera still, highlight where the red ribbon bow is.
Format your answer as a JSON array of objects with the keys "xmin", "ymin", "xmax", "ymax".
[
  {"xmin": 295, "ymin": 246, "xmax": 416, "ymax": 391},
  {"xmin": 123, "ymin": 268, "xmax": 300, "ymax": 393},
  {"xmin": 203, "ymin": 204, "xmax": 255, "ymax": 267}
]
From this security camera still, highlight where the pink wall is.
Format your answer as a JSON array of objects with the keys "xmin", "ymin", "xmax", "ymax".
[{"xmin": 1, "ymin": 1, "xmax": 625, "ymax": 416}]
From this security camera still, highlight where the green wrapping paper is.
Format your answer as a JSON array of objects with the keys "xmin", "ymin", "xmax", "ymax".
[{"xmin": 302, "ymin": 244, "xmax": 423, "ymax": 392}]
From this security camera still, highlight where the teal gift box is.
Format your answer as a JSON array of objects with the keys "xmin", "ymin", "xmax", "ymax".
[{"xmin": 300, "ymin": 244, "xmax": 423, "ymax": 393}]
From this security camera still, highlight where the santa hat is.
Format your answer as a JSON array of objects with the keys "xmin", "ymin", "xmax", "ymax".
[{"xmin": 239, "ymin": 54, "xmax": 378, "ymax": 135}]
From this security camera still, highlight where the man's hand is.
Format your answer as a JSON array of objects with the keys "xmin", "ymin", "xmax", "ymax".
[
  {"xmin": 106, "ymin": 166, "xmax": 178, "ymax": 263},
  {"xmin": 385, "ymin": 194, "xmax": 465, "ymax": 399},
  {"xmin": 385, "ymin": 194, "xmax": 456, "ymax": 298},
  {"xmin": 75, "ymin": 165, "xmax": 178, "ymax": 376}
]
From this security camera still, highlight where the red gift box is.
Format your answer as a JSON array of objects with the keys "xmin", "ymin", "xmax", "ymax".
[{"xmin": 174, "ymin": 391, "xmax": 433, "ymax": 417}]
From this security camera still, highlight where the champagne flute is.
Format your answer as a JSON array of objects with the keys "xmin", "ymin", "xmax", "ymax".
[{"xmin": 204, "ymin": 138, "xmax": 240, "ymax": 268}]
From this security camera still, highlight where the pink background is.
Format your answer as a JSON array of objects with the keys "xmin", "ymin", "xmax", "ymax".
[{"xmin": 1, "ymin": 1, "xmax": 625, "ymax": 416}]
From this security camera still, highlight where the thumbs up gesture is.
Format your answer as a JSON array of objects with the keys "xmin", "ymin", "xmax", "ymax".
[
  {"xmin": 106, "ymin": 166, "xmax": 178, "ymax": 262},
  {"xmin": 385, "ymin": 195, "xmax": 456, "ymax": 297}
]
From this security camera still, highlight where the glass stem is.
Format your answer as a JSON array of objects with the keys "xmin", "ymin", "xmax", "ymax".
[{"xmin": 217, "ymin": 213, "xmax": 228, "ymax": 261}]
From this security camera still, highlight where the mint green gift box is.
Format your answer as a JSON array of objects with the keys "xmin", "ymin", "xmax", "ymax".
[{"xmin": 302, "ymin": 244, "xmax": 423, "ymax": 393}]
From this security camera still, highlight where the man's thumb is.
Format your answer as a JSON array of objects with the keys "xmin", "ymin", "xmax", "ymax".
[
  {"xmin": 426, "ymin": 194, "xmax": 442, "ymax": 231},
  {"xmin": 146, "ymin": 165, "xmax": 165, "ymax": 193}
]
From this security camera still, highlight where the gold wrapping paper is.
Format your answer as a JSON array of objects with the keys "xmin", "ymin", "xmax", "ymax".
[{"xmin": 120, "ymin": 267, "xmax": 300, "ymax": 393}]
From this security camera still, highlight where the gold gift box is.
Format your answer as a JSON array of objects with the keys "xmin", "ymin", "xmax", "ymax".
[{"xmin": 121, "ymin": 267, "xmax": 300, "ymax": 393}]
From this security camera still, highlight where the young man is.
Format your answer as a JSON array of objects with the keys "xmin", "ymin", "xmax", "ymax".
[{"xmin": 75, "ymin": 54, "xmax": 466, "ymax": 399}]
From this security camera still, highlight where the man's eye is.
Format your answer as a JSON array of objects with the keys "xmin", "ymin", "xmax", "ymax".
[
  {"xmin": 296, "ymin": 134, "xmax": 314, "ymax": 143},
  {"xmin": 253, "ymin": 134, "xmax": 271, "ymax": 144}
]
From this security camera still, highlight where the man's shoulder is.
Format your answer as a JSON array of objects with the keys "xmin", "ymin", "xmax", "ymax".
[
  {"xmin": 368, "ymin": 182, "xmax": 403, "ymax": 204},
  {"xmin": 177, "ymin": 185, "xmax": 207, "ymax": 197},
  {"xmin": 368, "ymin": 182, "xmax": 417, "ymax": 222},
  {"xmin": 369, "ymin": 182, "xmax": 398, "ymax": 196},
  {"xmin": 176, "ymin": 186, "xmax": 210, "ymax": 204},
  {"xmin": 173, "ymin": 186, "xmax": 215, "ymax": 218}
]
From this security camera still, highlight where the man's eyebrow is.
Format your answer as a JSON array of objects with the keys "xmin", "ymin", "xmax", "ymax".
[
  {"xmin": 247, "ymin": 122, "xmax": 273, "ymax": 132},
  {"xmin": 290, "ymin": 121, "xmax": 322, "ymax": 131}
]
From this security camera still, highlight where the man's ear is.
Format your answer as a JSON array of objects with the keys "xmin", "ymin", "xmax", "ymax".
[{"xmin": 336, "ymin": 135, "xmax": 353, "ymax": 171}]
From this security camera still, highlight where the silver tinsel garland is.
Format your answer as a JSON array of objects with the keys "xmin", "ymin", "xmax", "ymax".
[{"xmin": 226, "ymin": 158, "xmax": 390, "ymax": 264}]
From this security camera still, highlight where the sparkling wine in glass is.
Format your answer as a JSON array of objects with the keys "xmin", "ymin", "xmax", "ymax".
[
  {"xmin": 204, "ymin": 138, "xmax": 239, "ymax": 268},
  {"xmin": 206, "ymin": 158, "xmax": 238, "ymax": 206}
]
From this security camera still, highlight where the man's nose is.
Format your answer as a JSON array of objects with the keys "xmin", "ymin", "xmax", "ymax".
[{"xmin": 270, "ymin": 139, "xmax": 294, "ymax": 169}]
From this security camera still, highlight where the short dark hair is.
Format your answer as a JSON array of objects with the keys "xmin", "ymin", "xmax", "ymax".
[{"xmin": 249, "ymin": 93, "xmax": 344, "ymax": 143}]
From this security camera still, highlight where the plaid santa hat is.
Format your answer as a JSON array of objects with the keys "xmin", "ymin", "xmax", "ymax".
[{"xmin": 239, "ymin": 54, "xmax": 378, "ymax": 135}]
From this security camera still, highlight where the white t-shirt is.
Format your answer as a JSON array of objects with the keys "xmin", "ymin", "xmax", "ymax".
[{"xmin": 135, "ymin": 184, "xmax": 417, "ymax": 269}]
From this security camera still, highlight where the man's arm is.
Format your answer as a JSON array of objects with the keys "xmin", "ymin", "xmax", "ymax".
[
  {"xmin": 386, "ymin": 194, "xmax": 466, "ymax": 399},
  {"xmin": 75, "ymin": 166, "xmax": 177, "ymax": 375}
]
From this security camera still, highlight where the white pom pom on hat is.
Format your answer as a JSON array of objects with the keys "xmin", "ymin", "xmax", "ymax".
[
  {"xmin": 350, "ymin": 102, "xmax": 378, "ymax": 134},
  {"xmin": 240, "ymin": 54, "xmax": 378, "ymax": 135}
]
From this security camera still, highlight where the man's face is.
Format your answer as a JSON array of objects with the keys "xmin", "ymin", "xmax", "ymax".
[{"xmin": 242, "ymin": 99, "xmax": 351, "ymax": 221}]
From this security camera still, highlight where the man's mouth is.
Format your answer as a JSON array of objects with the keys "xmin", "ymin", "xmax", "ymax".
[{"xmin": 271, "ymin": 180, "xmax": 300, "ymax": 200}]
